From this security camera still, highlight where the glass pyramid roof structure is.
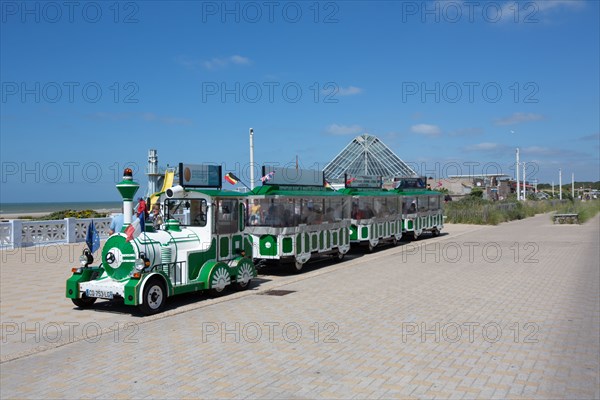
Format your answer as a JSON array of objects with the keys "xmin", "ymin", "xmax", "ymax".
[{"xmin": 324, "ymin": 134, "xmax": 417, "ymax": 180}]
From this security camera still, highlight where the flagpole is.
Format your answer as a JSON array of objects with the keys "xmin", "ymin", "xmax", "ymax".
[{"xmin": 249, "ymin": 128, "xmax": 255, "ymax": 190}]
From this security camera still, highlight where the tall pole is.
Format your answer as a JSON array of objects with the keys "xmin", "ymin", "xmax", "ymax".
[
  {"xmin": 552, "ymin": 181, "xmax": 554, "ymax": 197},
  {"xmin": 572, "ymin": 173, "xmax": 575, "ymax": 199},
  {"xmin": 559, "ymin": 169, "xmax": 562, "ymax": 200},
  {"xmin": 523, "ymin": 161, "xmax": 527, "ymax": 200},
  {"xmin": 249, "ymin": 128, "xmax": 255, "ymax": 190},
  {"xmin": 516, "ymin": 148, "xmax": 520, "ymax": 200}
]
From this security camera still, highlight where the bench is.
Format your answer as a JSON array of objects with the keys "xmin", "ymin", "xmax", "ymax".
[{"xmin": 553, "ymin": 213, "xmax": 579, "ymax": 224}]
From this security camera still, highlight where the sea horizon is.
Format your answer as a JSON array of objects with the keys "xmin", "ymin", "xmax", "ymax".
[{"xmin": 0, "ymin": 201, "xmax": 122, "ymax": 215}]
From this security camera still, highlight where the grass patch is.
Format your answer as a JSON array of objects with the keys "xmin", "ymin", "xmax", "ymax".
[
  {"xmin": 444, "ymin": 198, "xmax": 598, "ymax": 225},
  {"xmin": 28, "ymin": 209, "xmax": 109, "ymax": 221}
]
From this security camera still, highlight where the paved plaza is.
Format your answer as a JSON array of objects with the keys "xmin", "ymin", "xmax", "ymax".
[{"xmin": 1, "ymin": 213, "xmax": 599, "ymax": 399}]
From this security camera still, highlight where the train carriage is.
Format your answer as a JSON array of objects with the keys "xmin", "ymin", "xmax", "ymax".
[
  {"xmin": 339, "ymin": 175, "xmax": 403, "ymax": 251},
  {"xmin": 66, "ymin": 165, "xmax": 256, "ymax": 315},
  {"xmin": 246, "ymin": 166, "xmax": 351, "ymax": 272},
  {"xmin": 394, "ymin": 177, "xmax": 444, "ymax": 239}
]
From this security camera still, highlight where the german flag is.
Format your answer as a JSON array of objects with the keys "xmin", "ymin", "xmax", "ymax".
[{"xmin": 224, "ymin": 172, "xmax": 240, "ymax": 185}]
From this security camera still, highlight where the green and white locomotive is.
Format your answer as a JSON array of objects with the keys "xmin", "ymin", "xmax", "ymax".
[
  {"xmin": 245, "ymin": 166, "xmax": 351, "ymax": 272},
  {"xmin": 339, "ymin": 175, "xmax": 403, "ymax": 251},
  {"xmin": 66, "ymin": 165, "xmax": 256, "ymax": 315}
]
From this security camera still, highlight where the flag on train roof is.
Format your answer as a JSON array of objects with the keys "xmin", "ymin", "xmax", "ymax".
[
  {"xmin": 224, "ymin": 172, "xmax": 240, "ymax": 185},
  {"xmin": 125, "ymin": 214, "xmax": 144, "ymax": 242},
  {"xmin": 324, "ymin": 179, "xmax": 333, "ymax": 189},
  {"xmin": 346, "ymin": 177, "xmax": 356, "ymax": 185},
  {"xmin": 260, "ymin": 171, "xmax": 275, "ymax": 183},
  {"xmin": 86, "ymin": 220, "xmax": 100, "ymax": 253}
]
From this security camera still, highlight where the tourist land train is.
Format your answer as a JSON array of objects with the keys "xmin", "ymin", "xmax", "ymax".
[{"xmin": 66, "ymin": 164, "xmax": 444, "ymax": 315}]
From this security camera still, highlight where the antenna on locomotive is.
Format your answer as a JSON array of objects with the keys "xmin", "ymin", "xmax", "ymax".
[{"xmin": 116, "ymin": 168, "xmax": 140, "ymax": 228}]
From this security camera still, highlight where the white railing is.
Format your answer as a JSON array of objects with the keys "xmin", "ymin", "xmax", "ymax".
[{"xmin": 0, "ymin": 217, "xmax": 113, "ymax": 249}]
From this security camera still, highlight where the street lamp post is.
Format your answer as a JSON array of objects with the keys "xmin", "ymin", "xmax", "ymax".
[
  {"xmin": 559, "ymin": 169, "xmax": 562, "ymax": 200},
  {"xmin": 516, "ymin": 148, "xmax": 520, "ymax": 201}
]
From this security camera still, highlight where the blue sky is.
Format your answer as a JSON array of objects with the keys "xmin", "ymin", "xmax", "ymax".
[{"xmin": 1, "ymin": 0, "xmax": 599, "ymax": 203}]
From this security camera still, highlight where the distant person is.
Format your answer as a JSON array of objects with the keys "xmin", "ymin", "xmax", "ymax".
[
  {"xmin": 149, "ymin": 204, "xmax": 163, "ymax": 230},
  {"xmin": 250, "ymin": 199, "xmax": 261, "ymax": 225},
  {"xmin": 444, "ymin": 194, "xmax": 452, "ymax": 203},
  {"xmin": 136, "ymin": 197, "xmax": 148, "ymax": 219},
  {"xmin": 109, "ymin": 213, "xmax": 124, "ymax": 235}
]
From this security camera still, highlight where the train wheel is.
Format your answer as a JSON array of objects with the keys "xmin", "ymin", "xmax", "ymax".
[
  {"xmin": 293, "ymin": 260, "xmax": 304, "ymax": 273},
  {"xmin": 368, "ymin": 241, "xmax": 376, "ymax": 252},
  {"xmin": 210, "ymin": 266, "xmax": 231, "ymax": 296},
  {"xmin": 234, "ymin": 263, "xmax": 254, "ymax": 291},
  {"xmin": 431, "ymin": 228, "xmax": 440, "ymax": 237},
  {"xmin": 335, "ymin": 250, "xmax": 345, "ymax": 262},
  {"xmin": 392, "ymin": 237, "xmax": 399, "ymax": 246},
  {"xmin": 72, "ymin": 297, "xmax": 97, "ymax": 309},
  {"xmin": 139, "ymin": 279, "xmax": 166, "ymax": 315}
]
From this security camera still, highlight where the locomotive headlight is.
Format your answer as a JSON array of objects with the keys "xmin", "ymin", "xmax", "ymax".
[
  {"xmin": 79, "ymin": 255, "xmax": 88, "ymax": 267},
  {"xmin": 135, "ymin": 258, "xmax": 145, "ymax": 271}
]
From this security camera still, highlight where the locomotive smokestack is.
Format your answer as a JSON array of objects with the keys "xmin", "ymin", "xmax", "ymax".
[{"xmin": 116, "ymin": 168, "xmax": 140, "ymax": 227}]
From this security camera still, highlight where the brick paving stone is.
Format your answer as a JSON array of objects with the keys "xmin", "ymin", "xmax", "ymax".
[{"xmin": 1, "ymin": 214, "xmax": 599, "ymax": 399}]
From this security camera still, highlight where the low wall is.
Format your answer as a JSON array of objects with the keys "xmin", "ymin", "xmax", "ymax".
[{"xmin": 0, "ymin": 218, "xmax": 113, "ymax": 249}]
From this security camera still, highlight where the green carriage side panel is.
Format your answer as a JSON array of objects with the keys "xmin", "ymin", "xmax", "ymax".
[
  {"xmin": 332, "ymin": 230, "xmax": 338, "ymax": 246},
  {"xmin": 219, "ymin": 236, "xmax": 230, "ymax": 258},
  {"xmin": 311, "ymin": 233, "xmax": 318, "ymax": 251},
  {"xmin": 349, "ymin": 225, "xmax": 358, "ymax": 241},
  {"xmin": 188, "ymin": 238, "xmax": 217, "ymax": 280},
  {"xmin": 304, "ymin": 233, "xmax": 310, "ymax": 253},
  {"xmin": 232, "ymin": 234, "xmax": 243, "ymax": 254},
  {"xmin": 296, "ymin": 233, "xmax": 302, "ymax": 254},
  {"xmin": 361, "ymin": 226, "xmax": 369, "ymax": 240},
  {"xmin": 283, "ymin": 237, "xmax": 293, "ymax": 253},
  {"xmin": 259, "ymin": 235, "xmax": 278, "ymax": 257}
]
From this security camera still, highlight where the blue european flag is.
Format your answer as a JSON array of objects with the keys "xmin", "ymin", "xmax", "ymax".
[{"xmin": 86, "ymin": 220, "xmax": 101, "ymax": 253}]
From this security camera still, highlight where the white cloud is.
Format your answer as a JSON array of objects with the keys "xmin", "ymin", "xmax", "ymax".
[
  {"xmin": 494, "ymin": 112, "xmax": 544, "ymax": 126},
  {"xmin": 499, "ymin": 0, "xmax": 584, "ymax": 20},
  {"xmin": 337, "ymin": 86, "xmax": 362, "ymax": 96},
  {"xmin": 410, "ymin": 124, "xmax": 441, "ymax": 137},
  {"xmin": 177, "ymin": 55, "xmax": 252, "ymax": 70},
  {"xmin": 532, "ymin": 0, "xmax": 585, "ymax": 12},
  {"xmin": 325, "ymin": 124, "xmax": 363, "ymax": 135}
]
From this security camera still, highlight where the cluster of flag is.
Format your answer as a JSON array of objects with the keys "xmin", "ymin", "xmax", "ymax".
[
  {"xmin": 125, "ymin": 214, "xmax": 145, "ymax": 242},
  {"xmin": 324, "ymin": 180, "xmax": 333, "ymax": 189},
  {"xmin": 85, "ymin": 220, "xmax": 100, "ymax": 253},
  {"xmin": 224, "ymin": 172, "xmax": 240, "ymax": 185},
  {"xmin": 346, "ymin": 177, "xmax": 357, "ymax": 185},
  {"xmin": 261, "ymin": 171, "xmax": 275, "ymax": 183}
]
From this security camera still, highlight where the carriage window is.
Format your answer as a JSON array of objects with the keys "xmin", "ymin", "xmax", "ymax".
[
  {"xmin": 166, "ymin": 198, "xmax": 207, "ymax": 227},
  {"xmin": 216, "ymin": 199, "xmax": 239, "ymax": 234},
  {"xmin": 429, "ymin": 196, "xmax": 440, "ymax": 211},
  {"xmin": 402, "ymin": 197, "xmax": 417, "ymax": 214},
  {"xmin": 418, "ymin": 196, "xmax": 429, "ymax": 212}
]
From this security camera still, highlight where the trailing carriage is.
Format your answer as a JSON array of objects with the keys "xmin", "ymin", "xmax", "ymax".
[
  {"xmin": 393, "ymin": 177, "xmax": 444, "ymax": 239},
  {"xmin": 245, "ymin": 166, "xmax": 351, "ymax": 272},
  {"xmin": 339, "ymin": 175, "xmax": 403, "ymax": 251}
]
